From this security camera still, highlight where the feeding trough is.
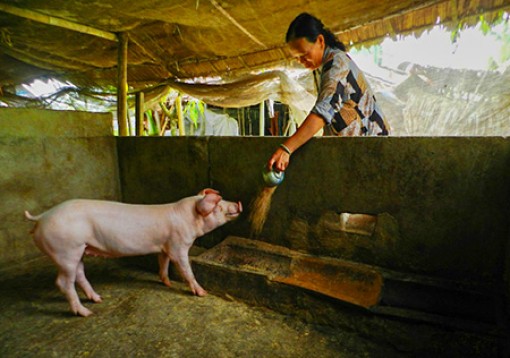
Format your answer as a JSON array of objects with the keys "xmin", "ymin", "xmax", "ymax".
[
  {"xmin": 192, "ymin": 236, "xmax": 501, "ymax": 329},
  {"xmin": 193, "ymin": 236, "xmax": 383, "ymax": 308}
]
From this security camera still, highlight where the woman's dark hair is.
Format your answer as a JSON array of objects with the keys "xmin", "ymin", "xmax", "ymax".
[{"xmin": 286, "ymin": 13, "xmax": 346, "ymax": 51}]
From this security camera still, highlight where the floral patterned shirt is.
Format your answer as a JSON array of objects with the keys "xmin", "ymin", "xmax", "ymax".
[{"xmin": 311, "ymin": 46, "xmax": 390, "ymax": 136}]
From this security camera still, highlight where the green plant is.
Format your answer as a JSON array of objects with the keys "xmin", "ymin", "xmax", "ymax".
[
  {"xmin": 184, "ymin": 99, "xmax": 205, "ymax": 129},
  {"xmin": 145, "ymin": 110, "xmax": 159, "ymax": 136}
]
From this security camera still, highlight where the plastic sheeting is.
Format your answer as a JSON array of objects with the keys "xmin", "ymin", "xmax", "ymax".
[
  {"xmin": 182, "ymin": 107, "xmax": 239, "ymax": 136},
  {"xmin": 369, "ymin": 64, "xmax": 510, "ymax": 136},
  {"xmin": 166, "ymin": 70, "xmax": 316, "ymax": 129},
  {"xmin": 146, "ymin": 61, "xmax": 510, "ymax": 137}
]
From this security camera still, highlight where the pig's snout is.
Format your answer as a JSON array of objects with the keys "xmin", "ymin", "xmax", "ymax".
[{"xmin": 227, "ymin": 201, "xmax": 242, "ymax": 217}]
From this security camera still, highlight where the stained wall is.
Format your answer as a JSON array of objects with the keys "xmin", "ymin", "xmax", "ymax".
[
  {"xmin": 0, "ymin": 108, "xmax": 120, "ymax": 266},
  {"xmin": 118, "ymin": 136, "xmax": 510, "ymax": 288}
]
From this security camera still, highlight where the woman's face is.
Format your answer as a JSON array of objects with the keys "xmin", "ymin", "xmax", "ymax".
[{"xmin": 287, "ymin": 34, "xmax": 325, "ymax": 70}]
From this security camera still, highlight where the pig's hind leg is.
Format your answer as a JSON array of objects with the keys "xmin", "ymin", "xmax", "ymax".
[
  {"xmin": 76, "ymin": 260, "xmax": 102, "ymax": 303},
  {"xmin": 54, "ymin": 248, "xmax": 94, "ymax": 317},
  {"xmin": 158, "ymin": 253, "xmax": 172, "ymax": 287}
]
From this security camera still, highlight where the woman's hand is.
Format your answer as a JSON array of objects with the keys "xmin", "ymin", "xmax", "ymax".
[
  {"xmin": 266, "ymin": 112, "xmax": 325, "ymax": 173},
  {"xmin": 267, "ymin": 147, "xmax": 290, "ymax": 172}
]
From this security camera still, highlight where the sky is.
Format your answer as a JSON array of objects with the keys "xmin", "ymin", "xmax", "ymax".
[
  {"xmin": 382, "ymin": 25, "xmax": 505, "ymax": 70},
  {"xmin": 352, "ymin": 17, "xmax": 509, "ymax": 73}
]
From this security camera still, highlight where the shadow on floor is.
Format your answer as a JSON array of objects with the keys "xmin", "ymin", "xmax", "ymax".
[{"xmin": 0, "ymin": 256, "xmax": 504, "ymax": 357}]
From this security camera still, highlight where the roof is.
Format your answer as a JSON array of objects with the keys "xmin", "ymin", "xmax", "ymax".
[{"xmin": 0, "ymin": 0, "xmax": 508, "ymax": 95}]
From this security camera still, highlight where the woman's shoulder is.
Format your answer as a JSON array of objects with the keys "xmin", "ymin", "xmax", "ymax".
[
  {"xmin": 322, "ymin": 47, "xmax": 351, "ymax": 75},
  {"xmin": 331, "ymin": 48, "xmax": 351, "ymax": 64}
]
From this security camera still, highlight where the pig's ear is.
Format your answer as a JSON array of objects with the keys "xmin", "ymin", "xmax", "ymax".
[
  {"xmin": 196, "ymin": 193, "xmax": 222, "ymax": 216},
  {"xmin": 198, "ymin": 188, "xmax": 220, "ymax": 196}
]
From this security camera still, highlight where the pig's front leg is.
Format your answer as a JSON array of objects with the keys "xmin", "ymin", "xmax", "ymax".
[
  {"xmin": 170, "ymin": 248, "xmax": 207, "ymax": 297},
  {"xmin": 158, "ymin": 253, "xmax": 172, "ymax": 288}
]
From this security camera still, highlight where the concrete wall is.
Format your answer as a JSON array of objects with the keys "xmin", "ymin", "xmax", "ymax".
[
  {"xmin": 118, "ymin": 136, "xmax": 510, "ymax": 288},
  {"xmin": 1, "ymin": 108, "xmax": 509, "ymax": 294},
  {"xmin": 0, "ymin": 108, "xmax": 120, "ymax": 267}
]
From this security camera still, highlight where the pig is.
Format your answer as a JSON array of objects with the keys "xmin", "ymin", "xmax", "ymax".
[{"xmin": 24, "ymin": 188, "xmax": 242, "ymax": 317}]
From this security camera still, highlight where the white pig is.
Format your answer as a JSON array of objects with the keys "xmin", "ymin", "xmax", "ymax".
[{"xmin": 25, "ymin": 188, "xmax": 242, "ymax": 317}]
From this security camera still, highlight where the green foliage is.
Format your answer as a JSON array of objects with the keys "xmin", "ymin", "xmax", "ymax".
[
  {"xmin": 372, "ymin": 45, "xmax": 383, "ymax": 65},
  {"xmin": 483, "ymin": 12, "xmax": 510, "ymax": 69},
  {"xmin": 184, "ymin": 99, "xmax": 205, "ymax": 129},
  {"xmin": 479, "ymin": 15, "xmax": 491, "ymax": 35},
  {"xmin": 449, "ymin": 12, "xmax": 510, "ymax": 70},
  {"xmin": 450, "ymin": 22, "xmax": 463, "ymax": 43},
  {"xmin": 145, "ymin": 110, "xmax": 159, "ymax": 136}
]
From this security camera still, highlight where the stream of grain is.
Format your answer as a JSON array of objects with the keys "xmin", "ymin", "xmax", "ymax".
[{"xmin": 248, "ymin": 186, "xmax": 277, "ymax": 236}]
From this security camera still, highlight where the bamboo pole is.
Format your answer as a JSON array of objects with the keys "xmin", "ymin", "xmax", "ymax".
[
  {"xmin": 135, "ymin": 92, "xmax": 144, "ymax": 136},
  {"xmin": 117, "ymin": 32, "xmax": 129, "ymax": 136},
  {"xmin": 0, "ymin": 3, "xmax": 117, "ymax": 42},
  {"xmin": 209, "ymin": 0, "xmax": 266, "ymax": 48},
  {"xmin": 175, "ymin": 95, "xmax": 185, "ymax": 136},
  {"xmin": 127, "ymin": 108, "xmax": 133, "ymax": 136},
  {"xmin": 259, "ymin": 101, "xmax": 265, "ymax": 136},
  {"xmin": 159, "ymin": 103, "xmax": 175, "ymax": 136},
  {"xmin": 153, "ymin": 110, "xmax": 162, "ymax": 134},
  {"xmin": 241, "ymin": 108, "xmax": 246, "ymax": 136}
]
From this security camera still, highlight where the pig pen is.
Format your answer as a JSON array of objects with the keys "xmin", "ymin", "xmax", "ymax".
[{"xmin": 1, "ymin": 108, "xmax": 509, "ymax": 357}]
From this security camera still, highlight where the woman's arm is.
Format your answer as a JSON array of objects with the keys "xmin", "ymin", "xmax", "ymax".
[{"xmin": 267, "ymin": 112, "xmax": 325, "ymax": 172}]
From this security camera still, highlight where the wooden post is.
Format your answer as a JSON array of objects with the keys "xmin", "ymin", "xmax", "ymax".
[
  {"xmin": 239, "ymin": 108, "xmax": 245, "ymax": 136},
  {"xmin": 117, "ymin": 32, "xmax": 129, "ymax": 136},
  {"xmin": 135, "ymin": 92, "xmax": 144, "ymax": 136},
  {"xmin": 175, "ymin": 94, "xmax": 185, "ymax": 136},
  {"xmin": 259, "ymin": 101, "xmax": 265, "ymax": 136}
]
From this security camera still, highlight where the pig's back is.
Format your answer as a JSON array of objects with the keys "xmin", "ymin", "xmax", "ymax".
[{"xmin": 35, "ymin": 200, "xmax": 177, "ymax": 255}]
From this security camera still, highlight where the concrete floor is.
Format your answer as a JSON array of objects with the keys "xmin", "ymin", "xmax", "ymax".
[{"xmin": 0, "ymin": 256, "xmax": 503, "ymax": 357}]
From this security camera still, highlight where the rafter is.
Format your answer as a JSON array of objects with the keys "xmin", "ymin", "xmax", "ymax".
[{"xmin": 0, "ymin": 3, "xmax": 117, "ymax": 42}]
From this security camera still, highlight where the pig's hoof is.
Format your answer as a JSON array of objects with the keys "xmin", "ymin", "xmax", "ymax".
[
  {"xmin": 193, "ymin": 287, "xmax": 207, "ymax": 297},
  {"xmin": 89, "ymin": 294, "xmax": 102, "ymax": 303},
  {"xmin": 75, "ymin": 306, "xmax": 93, "ymax": 317},
  {"xmin": 161, "ymin": 277, "xmax": 172, "ymax": 288}
]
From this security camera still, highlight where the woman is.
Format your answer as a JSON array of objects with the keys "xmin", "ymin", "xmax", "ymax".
[{"xmin": 267, "ymin": 13, "xmax": 390, "ymax": 172}]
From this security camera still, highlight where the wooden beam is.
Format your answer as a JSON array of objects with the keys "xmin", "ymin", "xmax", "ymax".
[
  {"xmin": 117, "ymin": 32, "xmax": 129, "ymax": 137},
  {"xmin": 0, "ymin": 3, "xmax": 117, "ymax": 42}
]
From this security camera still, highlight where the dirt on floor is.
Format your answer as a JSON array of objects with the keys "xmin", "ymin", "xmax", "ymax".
[
  {"xmin": 0, "ymin": 255, "xmax": 505, "ymax": 358},
  {"xmin": 0, "ymin": 256, "xmax": 407, "ymax": 358}
]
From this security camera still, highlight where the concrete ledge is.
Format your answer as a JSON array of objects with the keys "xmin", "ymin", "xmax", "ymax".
[{"xmin": 0, "ymin": 108, "xmax": 112, "ymax": 137}]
